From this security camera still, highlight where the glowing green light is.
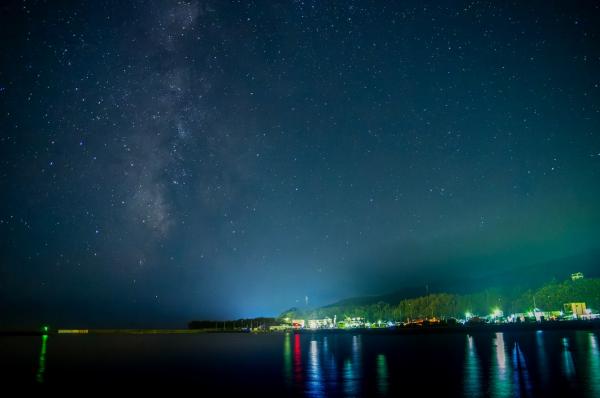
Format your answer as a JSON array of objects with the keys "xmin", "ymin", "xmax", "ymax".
[
  {"xmin": 36, "ymin": 334, "xmax": 48, "ymax": 383},
  {"xmin": 465, "ymin": 312, "xmax": 472, "ymax": 319}
]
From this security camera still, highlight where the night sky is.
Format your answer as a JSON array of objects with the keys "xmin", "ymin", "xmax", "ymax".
[{"xmin": 1, "ymin": 1, "xmax": 600, "ymax": 328}]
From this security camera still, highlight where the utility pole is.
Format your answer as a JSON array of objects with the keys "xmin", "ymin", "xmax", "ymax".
[{"xmin": 426, "ymin": 284, "xmax": 431, "ymax": 318}]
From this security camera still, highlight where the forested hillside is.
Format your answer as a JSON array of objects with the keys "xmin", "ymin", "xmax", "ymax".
[{"xmin": 280, "ymin": 278, "xmax": 600, "ymax": 322}]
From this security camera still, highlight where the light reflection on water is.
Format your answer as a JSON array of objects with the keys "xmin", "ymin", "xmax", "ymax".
[
  {"xmin": 294, "ymin": 333, "xmax": 303, "ymax": 386},
  {"xmin": 586, "ymin": 333, "xmax": 599, "ymax": 398},
  {"xmin": 491, "ymin": 332, "xmax": 513, "ymax": 398},
  {"xmin": 284, "ymin": 332, "xmax": 292, "ymax": 386},
  {"xmin": 512, "ymin": 342, "xmax": 532, "ymax": 397},
  {"xmin": 323, "ymin": 337, "xmax": 338, "ymax": 393},
  {"xmin": 562, "ymin": 337, "xmax": 576, "ymax": 382},
  {"xmin": 288, "ymin": 333, "xmax": 363, "ymax": 397},
  {"xmin": 464, "ymin": 334, "xmax": 481, "ymax": 397},
  {"xmin": 282, "ymin": 331, "xmax": 600, "ymax": 397},
  {"xmin": 376, "ymin": 354, "xmax": 388, "ymax": 396},
  {"xmin": 535, "ymin": 331, "xmax": 548, "ymax": 384},
  {"xmin": 26, "ymin": 329, "xmax": 600, "ymax": 395},
  {"xmin": 35, "ymin": 334, "xmax": 48, "ymax": 383},
  {"xmin": 343, "ymin": 335, "xmax": 362, "ymax": 398},
  {"xmin": 307, "ymin": 339, "xmax": 324, "ymax": 397}
]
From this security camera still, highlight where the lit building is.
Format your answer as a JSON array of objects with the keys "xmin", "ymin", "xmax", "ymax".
[
  {"xmin": 307, "ymin": 317, "xmax": 334, "ymax": 329},
  {"xmin": 532, "ymin": 308, "xmax": 551, "ymax": 322},
  {"xmin": 571, "ymin": 272, "xmax": 584, "ymax": 281},
  {"xmin": 291, "ymin": 319, "xmax": 305, "ymax": 329},
  {"xmin": 269, "ymin": 325, "xmax": 291, "ymax": 331},
  {"xmin": 564, "ymin": 302, "xmax": 587, "ymax": 318},
  {"xmin": 341, "ymin": 317, "xmax": 365, "ymax": 328}
]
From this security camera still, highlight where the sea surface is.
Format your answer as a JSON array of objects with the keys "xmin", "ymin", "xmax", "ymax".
[{"xmin": 1, "ymin": 330, "xmax": 599, "ymax": 396}]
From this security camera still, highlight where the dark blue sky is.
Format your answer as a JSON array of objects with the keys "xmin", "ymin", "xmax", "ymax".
[{"xmin": 1, "ymin": 1, "xmax": 600, "ymax": 327}]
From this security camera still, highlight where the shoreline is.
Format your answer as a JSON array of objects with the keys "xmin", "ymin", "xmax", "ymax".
[
  {"xmin": 2, "ymin": 319, "xmax": 599, "ymax": 336},
  {"xmin": 296, "ymin": 319, "xmax": 600, "ymax": 335}
]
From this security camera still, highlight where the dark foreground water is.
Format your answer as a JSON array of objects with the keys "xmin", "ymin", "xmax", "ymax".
[{"xmin": 1, "ymin": 330, "xmax": 599, "ymax": 396}]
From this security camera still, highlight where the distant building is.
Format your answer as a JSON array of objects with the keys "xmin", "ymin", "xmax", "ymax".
[
  {"xmin": 510, "ymin": 313, "xmax": 527, "ymax": 323},
  {"xmin": 269, "ymin": 325, "xmax": 291, "ymax": 332},
  {"xmin": 307, "ymin": 317, "xmax": 334, "ymax": 329},
  {"xmin": 564, "ymin": 302, "xmax": 587, "ymax": 318},
  {"xmin": 532, "ymin": 308, "xmax": 545, "ymax": 322},
  {"xmin": 571, "ymin": 272, "xmax": 584, "ymax": 281},
  {"xmin": 291, "ymin": 319, "xmax": 305, "ymax": 329},
  {"xmin": 531, "ymin": 308, "xmax": 561, "ymax": 322},
  {"xmin": 340, "ymin": 317, "xmax": 365, "ymax": 328}
]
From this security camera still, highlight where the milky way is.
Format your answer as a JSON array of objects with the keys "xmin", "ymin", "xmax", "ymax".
[{"xmin": 1, "ymin": 1, "xmax": 600, "ymax": 327}]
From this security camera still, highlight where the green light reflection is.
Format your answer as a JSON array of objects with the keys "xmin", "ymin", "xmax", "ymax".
[
  {"xmin": 376, "ymin": 354, "xmax": 388, "ymax": 396},
  {"xmin": 464, "ymin": 335, "xmax": 481, "ymax": 398},
  {"xmin": 35, "ymin": 334, "xmax": 48, "ymax": 383},
  {"xmin": 343, "ymin": 335, "xmax": 362, "ymax": 397},
  {"xmin": 283, "ymin": 333, "xmax": 292, "ymax": 387},
  {"xmin": 587, "ymin": 333, "xmax": 600, "ymax": 398}
]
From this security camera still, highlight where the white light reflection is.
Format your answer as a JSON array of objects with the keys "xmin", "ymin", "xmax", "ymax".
[
  {"xmin": 491, "ymin": 332, "xmax": 513, "ymax": 398},
  {"xmin": 307, "ymin": 339, "xmax": 324, "ymax": 398},
  {"xmin": 562, "ymin": 337, "xmax": 576, "ymax": 382}
]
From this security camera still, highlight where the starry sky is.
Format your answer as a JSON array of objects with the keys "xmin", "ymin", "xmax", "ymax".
[{"xmin": 1, "ymin": 1, "xmax": 600, "ymax": 328}]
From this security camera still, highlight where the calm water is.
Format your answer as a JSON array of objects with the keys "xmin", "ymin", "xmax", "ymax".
[{"xmin": 1, "ymin": 330, "xmax": 599, "ymax": 396}]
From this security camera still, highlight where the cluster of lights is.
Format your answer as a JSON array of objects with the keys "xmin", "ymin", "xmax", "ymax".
[{"xmin": 464, "ymin": 309, "xmax": 504, "ymax": 321}]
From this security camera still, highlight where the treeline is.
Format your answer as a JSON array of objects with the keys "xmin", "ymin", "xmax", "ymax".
[
  {"xmin": 280, "ymin": 278, "xmax": 600, "ymax": 322},
  {"xmin": 188, "ymin": 317, "xmax": 277, "ymax": 330}
]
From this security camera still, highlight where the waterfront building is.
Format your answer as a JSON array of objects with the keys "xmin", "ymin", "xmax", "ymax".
[
  {"xmin": 269, "ymin": 325, "xmax": 291, "ymax": 332},
  {"xmin": 532, "ymin": 308, "xmax": 546, "ymax": 322},
  {"xmin": 291, "ymin": 319, "xmax": 305, "ymax": 329},
  {"xmin": 571, "ymin": 272, "xmax": 584, "ymax": 281},
  {"xmin": 307, "ymin": 317, "xmax": 334, "ymax": 329},
  {"xmin": 342, "ymin": 317, "xmax": 365, "ymax": 328},
  {"xmin": 530, "ymin": 308, "xmax": 562, "ymax": 321},
  {"xmin": 564, "ymin": 302, "xmax": 587, "ymax": 318},
  {"xmin": 511, "ymin": 313, "xmax": 528, "ymax": 322}
]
